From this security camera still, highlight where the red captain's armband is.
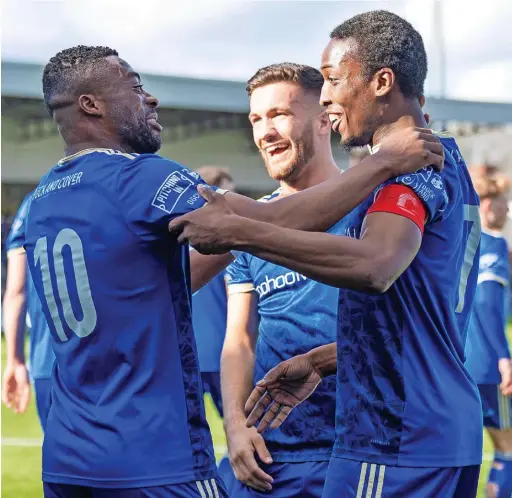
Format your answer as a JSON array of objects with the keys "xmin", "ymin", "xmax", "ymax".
[{"xmin": 367, "ymin": 185, "xmax": 427, "ymax": 234}]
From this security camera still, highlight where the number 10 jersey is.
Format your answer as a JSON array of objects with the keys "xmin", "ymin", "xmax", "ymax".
[{"xmin": 24, "ymin": 149, "xmax": 217, "ymax": 488}]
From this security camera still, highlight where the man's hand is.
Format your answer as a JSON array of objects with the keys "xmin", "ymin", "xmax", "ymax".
[
  {"xmin": 168, "ymin": 186, "xmax": 243, "ymax": 254},
  {"xmin": 498, "ymin": 358, "xmax": 512, "ymax": 396},
  {"xmin": 245, "ymin": 354, "xmax": 322, "ymax": 433},
  {"xmin": 225, "ymin": 421, "xmax": 274, "ymax": 492},
  {"xmin": 376, "ymin": 119, "xmax": 445, "ymax": 176},
  {"xmin": 2, "ymin": 361, "xmax": 31, "ymax": 414}
]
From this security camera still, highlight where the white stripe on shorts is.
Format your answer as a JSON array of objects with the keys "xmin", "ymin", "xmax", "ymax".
[
  {"xmin": 210, "ymin": 479, "xmax": 220, "ymax": 498},
  {"xmin": 376, "ymin": 465, "xmax": 386, "ymax": 498},
  {"xmin": 355, "ymin": 463, "xmax": 387, "ymax": 498},
  {"xmin": 504, "ymin": 390, "xmax": 511, "ymax": 429},
  {"xmin": 498, "ymin": 386, "xmax": 511, "ymax": 429},
  {"xmin": 366, "ymin": 464, "xmax": 377, "ymax": 497},
  {"xmin": 356, "ymin": 463, "xmax": 368, "ymax": 498},
  {"xmin": 204, "ymin": 479, "xmax": 215, "ymax": 498},
  {"xmin": 196, "ymin": 481, "xmax": 207, "ymax": 498},
  {"xmin": 196, "ymin": 480, "xmax": 215, "ymax": 498}
]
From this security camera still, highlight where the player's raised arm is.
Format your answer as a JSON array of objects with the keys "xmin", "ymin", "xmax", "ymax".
[
  {"xmin": 177, "ymin": 123, "xmax": 444, "ymax": 293},
  {"xmin": 211, "ymin": 124, "xmax": 442, "ymax": 233},
  {"xmin": 175, "ymin": 160, "xmax": 449, "ymax": 293},
  {"xmin": 169, "ymin": 124, "xmax": 443, "ymax": 260}
]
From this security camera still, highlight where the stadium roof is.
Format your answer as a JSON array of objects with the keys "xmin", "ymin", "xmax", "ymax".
[{"xmin": 2, "ymin": 60, "xmax": 512, "ymax": 123}]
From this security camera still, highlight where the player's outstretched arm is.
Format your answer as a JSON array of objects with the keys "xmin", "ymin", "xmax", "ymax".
[
  {"xmin": 2, "ymin": 251, "xmax": 31, "ymax": 414},
  {"xmin": 221, "ymin": 290, "xmax": 274, "ymax": 492},
  {"xmin": 245, "ymin": 343, "xmax": 336, "ymax": 433},
  {"xmin": 174, "ymin": 189, "xmax": 423, "ymax": 293},
  {"xmin": 181, "ymin": 124, "xmax": 443, "ymax": 292},
  {"xmin": 221, "ymin": 125, "xmax": 443, "ymax": 233},
  {"xmin": 230, "ymin": 211, "xmax": 422, "ymax": 291}
]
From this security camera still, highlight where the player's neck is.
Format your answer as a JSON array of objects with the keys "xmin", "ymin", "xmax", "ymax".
[
  {"xmin": 371, "ymin": 100, "xmax": 427, "ymax": 149},
  {"xmin": 64, "ymin": 139, "xmax": 130, "ymax": 157},
  {"xmin": 280, "ymin": 155, "xmax": 339, "ymax": 194},
  {"xmin": 482, "ymin": 221, "xmax": 504, "ymax": 235}
]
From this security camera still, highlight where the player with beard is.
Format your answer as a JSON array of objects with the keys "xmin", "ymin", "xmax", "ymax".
[
  {"xmin": 222, "ymin": 63, "xmax": 341, "ymax": 497},
  {"xmin": 25, "ymin": 45, "xmax": 443, "ymax": 498},
  {"xmin": 169, "ymin": 11, "xmax": 482, "ymax": 497}
]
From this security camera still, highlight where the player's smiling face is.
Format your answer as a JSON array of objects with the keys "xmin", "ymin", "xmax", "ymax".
[
  {"xmin": 249, "ymin": 82, "xmax": 319, "ymax": 182},
  {"xmin": 102, "ymin": 57, "xmax": 163, "ymax": 154},
  {"xmin": 320, "ymin": 38, "xmax": 380, "ymax": 150}
]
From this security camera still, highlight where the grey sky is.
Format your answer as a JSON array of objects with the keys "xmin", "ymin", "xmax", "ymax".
[{"xmin": 3, "ymin": 0, "xmax": 511, "ymax": 103}]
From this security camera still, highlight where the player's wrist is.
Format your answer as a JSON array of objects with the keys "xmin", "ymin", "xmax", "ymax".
[
  {"xmin": 227, "ymin": 217, "xmax": 262, "ymax": 251},
  {"xmin": 4, "ymin": 359, "xmax": 26, "ymax": 372},
  {"xmin": 358, "ymin": 151, "xmax": 396, "ymax": 186},
  {"xmin": 499, "ymin": 357, "xmax": 512, "ymax": 369},
  {"xmin": 223, "ymin": 412, "xmax": 248, "ymax": 431},
  {"xmin": 306, "ymin": 343, "xmax": 337, "ymax": 379}
]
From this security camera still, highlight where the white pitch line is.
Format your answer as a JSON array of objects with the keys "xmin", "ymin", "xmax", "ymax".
[{"xmin": 1, "ymin": 437, "xmax": 42, "ymax": 447}]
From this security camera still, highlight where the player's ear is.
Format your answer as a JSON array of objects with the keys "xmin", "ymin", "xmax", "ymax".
[
  {"xmin": 316, "ymin": 110, "xmax": 331, "ymax": 136},
  {"xmin": 372, "ymin": 67, "xmax": 395, "ymax": 98},
  {"xmin": 78, "ymin": 94, "xmax": 103, "ymax": 117}
]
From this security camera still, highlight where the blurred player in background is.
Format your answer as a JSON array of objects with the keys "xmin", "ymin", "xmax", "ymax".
[
  {"xmin": 465, "ymin": 170, "xmax": 512, "ymax": 498},
  {"xmin": 26, "ymin": 45, "xmax": 439, "ymax": 498},
  {"xmin": 192, "ymin": 166, "xmax": 235, "ymax": 417},
  {"xmin": 222, "ymin": 63, "xmax": 340, "ymax": 497},
  {"xmin": 172, "ymin": 10, "xmax": 482, "ymax": 497},
  {"xmin": 2, "ymin": 191, "xmax": 55, "ymax": 430}
]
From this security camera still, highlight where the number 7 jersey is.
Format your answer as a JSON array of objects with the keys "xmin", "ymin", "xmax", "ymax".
[
  {"xmin": 23, "ymin": 149, "xmax": 218, "ymax": 488},
  {"xmin": 333, "ymin": 135, "xmax": 483, "ymax": 467}
]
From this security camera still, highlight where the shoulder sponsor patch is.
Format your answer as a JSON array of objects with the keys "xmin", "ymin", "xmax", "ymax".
[{"xmin": 151, "ymin": 170, "xmax": 198, "ymax": 214}]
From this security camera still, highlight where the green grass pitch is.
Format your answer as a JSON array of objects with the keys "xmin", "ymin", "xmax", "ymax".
[{"xmin": 3, "ymin": 326, "xmax": 511, "ymax": 497}]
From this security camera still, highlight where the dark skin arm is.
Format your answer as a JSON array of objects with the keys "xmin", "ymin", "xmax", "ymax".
[
  {"xmin": 221, "ymin": 152, "xmax": 396, "ymax": 231},
  {"xmin": 174, "ymin": 124, "xmax": 442, "ymax": 292},
  {"xmin": 240, "ymin": 215, "xmax": 420, "ymax": 433},
  {"xmin": 188, "ymin": 153, "xmax": 406, "ymax": 292},
  {"xmin": 217, "ymin": 125, "xmax": 442, "ymax": 233},
  {"xmin": 188, "ymin": 153, "xmax": 398, "ymax": 292},
  {"xmin": 179, "ymin": 192, "xmax": 423, "ymax": 293},
  {"xmin": 230, "ymin": 211, "xmax": 422, "ymax": 293},
  {"xmin": 188, "ymin": 151, "xmax": 397, "ymax": 292},
  {"xmin": 244, "ymin": 343, "xmax": 337, "ymax": 433}
]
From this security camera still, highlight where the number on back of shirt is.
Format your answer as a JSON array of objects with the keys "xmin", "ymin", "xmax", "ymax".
[
  {"xmin": 34, "ymin": 228, "xmax": 97, "ymax": 341},
  {"xmin": 456, "ymin": 205, "xmax": 480, "ymax": 313}
]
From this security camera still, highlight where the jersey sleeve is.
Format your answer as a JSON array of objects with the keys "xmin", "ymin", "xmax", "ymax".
[
  {"xmin": 478, "ymin": 239, "xmax": 510, "ymax": 287},
  {"xmin": 374, "ymin": 166, "xmax": 449, "ymax": 225},
  {"xmin": 116, "ymin": 156, "xmax": 222, "ymax": 240},
  {"xmin": 5, "ymin": 193, "xmax": 32, "ymax": 254},
  {"xmin": 226, "ymin": 253, "xmax": 255, "ymax": 295}
]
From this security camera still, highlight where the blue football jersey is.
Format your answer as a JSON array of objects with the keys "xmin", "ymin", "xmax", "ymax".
[
  {"xmin": 192, "ymin": 268, "xmax": 228, "ymax": 373},
  {"xmin": 227, "ymin": 188, "xmax": 340, "ymax": 462},
  {"xmin": 23, "ymin": 149, "xmax": 218, "ymax": 488},
  {"xmin": 5, "ymin": 192, "xmax": 55, "ymax": 380},
  {"xmin": 465, "ymin": 230, "xmax": 510, "ymax": 384},
  {"xmin": 333, "ymin": 136, "xmax": 482, "ymax": 467}
]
